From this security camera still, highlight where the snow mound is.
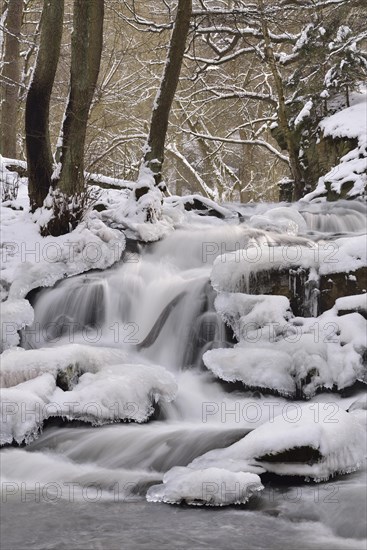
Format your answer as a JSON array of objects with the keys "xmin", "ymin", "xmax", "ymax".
[
  {"xmin": 189, "ymin": 404, "xmax": 366, "ymax": 481},
  {"xmin": 215, "ymin": 292, "xmax": 291, "ymax": 341},
  {"xmin": 208, "ymin": 288, "xmax": 366, "ymax": 398},
  {"xmin": 51, "ymin": 363, "xmax": 177, "ymax": 425},
  {"xmin": 335, "ymin": 293, "xmax": 367, "ymax": 316},
  {"xmin": 0, "ymin": 344, "xmax": 128, "ymax": 388},
  {"xmin": 0, "ymin": 362, "xmax": 177, "ymax": 445},
  {"xmin": 0, "ymin": 299, "xmax": 34, "ymax": 351},
  {"xmin": 204, "ymin": 301, "xmax": 366, "ymax": 398},
  {"xmin": 348, "ymin": 394, "xmax": 367, "ymax": 412},
  {"xmin": 249, "ymin": 207, "xmax": 307, "ymax": 235},
  {"xmin": 146, "ymin": 466, "xmax": 263, "ymax": 506},
  {"xmin": 204, "ymin": 347, "xmax": 296, "ymax": 397},
  {"xmin": 0, "ymin": 374, "xmax": 56, "ymax": 446}
]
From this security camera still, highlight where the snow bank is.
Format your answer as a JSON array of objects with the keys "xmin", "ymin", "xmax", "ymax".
[
  {"xmin": 189, "ymin": 404, "xmax": 366, "ymax": 481},
  {"xmin": 146, "ymin": 467, "xmax": 263, "ymax": 506},
  {"xmin": 215, "ymin": 292, "xmax": 291, "ymax": 340},
  {"xmin": 0, "ymin": 177, "xmax": 126, "ymax": 348},
  {"xmin": 6, "ymin": 215, "xmax": 126, "ymax": 301}
]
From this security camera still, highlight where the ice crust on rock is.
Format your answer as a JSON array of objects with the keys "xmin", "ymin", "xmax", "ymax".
[
  {"xmin": 211, "ymin": 234, "xmax": 367, "ymax": 293},
  {"xmin": 0, "ymin": 346, "xmax": 177, "ymax": 445},
  {"xmin": 0, "ymin": 299, "xmax": 34, "ymax": 350},
  {"xmin": 188, "ymin": 404, "xmax": 366, "ymax": 481},
  {"xmin": 0, "ymin": 344, "xmax": 128, "ymax": 388},
  {"xmin": 146, "ymin": 466, "xmax": 263, "ymax": 506},
  {"xmin": 0, "ymin": 373, "xmax": 56, "ymax": 446},
  {"xmin": 249, "ymin": 206, "xmax": 308, "ymax": 235},
  {"xmin": 51, "ymin": 363, "xmax": 177, "ymax": 425},
  {"xmin": 206, "ymin": 286, "xmax": 367, "ymax": 398},
  {"xmin": 204, "ymin": 347, "xmax": 296, "ymax": 396},
  {"xmin": 214, "ymin": 292, "xmax": 292, "ymax": 340}
]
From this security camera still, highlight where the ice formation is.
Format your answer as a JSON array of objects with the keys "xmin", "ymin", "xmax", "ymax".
[
  {"xmin": 187, "ymin": 404, "xmax": 366, "ymax": 481},
  {"xmin": 0, "ymin": 347, "xmax": 177, "ymax": 445},
  {"xmin": 146, "ymin": 467, "xmax": 263, "ymax": 506}
]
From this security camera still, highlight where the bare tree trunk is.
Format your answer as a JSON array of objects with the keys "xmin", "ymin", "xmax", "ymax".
[
  {"xmin": 25, "ymin": 0, "xmax": 64, "ymax": 211},
  {"xmin": 258, "ymin": 0, "xmax": 304, "ymax": 201},
  {"xmin": 141, "ymin": 0, "xmax": 192, "ymax": 190},
  {"xmin": 0, "ymin": 0, "xmax": 23, "ymax": 158},
  {"xmin": 58, "ymin": 0, "xmax": 104, "ymax": 198}
]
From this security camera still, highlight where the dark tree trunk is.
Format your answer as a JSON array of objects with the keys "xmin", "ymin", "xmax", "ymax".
[
  {"xmin": 1, "ymin": 0, "xmax": 23, "ymax": 158},
  {"xmin": 142, "ymin": 0, "xmax": 192, "ymax": 188},
  {"xmin": 25, "ymin": 0, "xmax": 64, "ymax": 211},
  {"xmin": 258, "ymin": 0, "xmax": 304, "ymax": 201},
  {"xmin": 58, "ymin": 0, "xmax": 104, "ymax": 198}
]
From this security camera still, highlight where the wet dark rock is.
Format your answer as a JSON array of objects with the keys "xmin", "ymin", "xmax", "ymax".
[
  {"xmin": 319, "ymin": 268, "xmax": 367, "ymax": 314},
  {"xmin": 240, "ymin": 266, "xmax": 366, "ymax": 317},
  {"xmin": 257, "ymin": 446, "xmax": 323, "ymax": 465},
  {"xmin": 93, "ymin": 203, "xmax": 107, "ymax": 212},
  {"xmin": 183, "ymin": 197, "xmax": 226, "ymax": 218},
  {"xmin": 55, "ymin": 364, "xmax": 83, "ymax": 391},
  {"xmin": 245, "ymin": 267, "xmax": 316, "ymax": 317}
]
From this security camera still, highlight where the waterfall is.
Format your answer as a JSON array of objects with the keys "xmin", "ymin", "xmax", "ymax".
[{"xmin": 4, "ymin": 204, "xmax": 366, "ymax": 550}]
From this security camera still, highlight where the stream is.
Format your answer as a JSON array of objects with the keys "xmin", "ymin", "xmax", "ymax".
[{"xmin": 1, "ymin": 200, "xmax": 366, "ymax": 550}]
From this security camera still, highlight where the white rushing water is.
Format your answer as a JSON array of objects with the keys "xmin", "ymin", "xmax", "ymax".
[{"xmin": 2, "ymin": 200, "xmax": 366, "ymax": 550}]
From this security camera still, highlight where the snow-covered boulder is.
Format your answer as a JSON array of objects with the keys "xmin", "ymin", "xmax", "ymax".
[
  {"xmin": 50, "ymin": 363, "xmax": 177, "ymax": 425},
  {"xmin": 0, "ymin": 298, "xmax": 34, "ymax": 351},
  {"xmin": 205, "ymin": 289, "xmax": 366, "ymax": 398},
  {"xmin": 189, "ymin": 404, "xmax": 366, "ymax": 482},
  {"xmin": 0, "ymin": 344, "xmax": 128, "ymax": 388},
  {"xmin": 249, "ymin": 206, "xmax": 308, "ymax": 235},
  {"xmin": 204, "ymin": 347, "xmax": 296, "ymax": 397},
  {"xmin": 0, "ymin": 347, "xmax": 177, "ymax": 445},
  {"xmin": 304, "ymin": 93, "xmax": 367, "ymax": 201},
  {"xmin": 147, "ymin": 466, "xmax": 263, "ymax": 506},
  {"xmin": 0, "ymin": 374, "xmax": 56, "ymax": 446}
]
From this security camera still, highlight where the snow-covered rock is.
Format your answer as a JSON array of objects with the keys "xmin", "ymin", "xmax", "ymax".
[
  {"xmin": 214, "ymin": 292, "xmax": 292, "ymax": 341},
  {"xmin": 188, "ymin": 404, "xmax": 366, "ymax": 481},
  {"xmin": 0, "ymin": 374, "xmax": 56, "ymax": 446},
  {"xmin": 50, "ymin": 363, "xmax": 177, "ymax": 425},
  {"xmin": 304, "ymin": 92, "xmax": 367, "ymax": 200},
  {"xmin": 0, "ymin": 346, "xmax": 177, "ymax": 445},
  {"xmin": 0, "ymin": 299, "xmax": 34, "ymax": 351},
  {"xmin": 249, "ymin": 206, "xmax": 308, "ymax": 235},
  {"xmin": 206, "ymin": 284, "xmax": 366, "ymax": 398},
  {"xmin": 204, "ymin": 305, "xmax": 366, "ymax": 398},
  {"xmin": 204, "ymin": 347, "xmax": 296, "ymax": 397},
  {"xmin": 146, "ymin": 466, "xmax": 263, "ymax": 506},
  {"xmin": 0, "ymin": 344, "xmax": 128, "ymax": 388},
  {"xmin": 210, "ymin": 234, "xmax": 367, "ymax": 294}
]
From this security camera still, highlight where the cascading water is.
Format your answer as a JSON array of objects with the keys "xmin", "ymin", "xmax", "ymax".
[
  {"xmin": 3, "ymin": 203, "xmax": 366, "ymax": 550},
  {"xmin": 299, "ymin": 199, "xmax": 367, "ymax": 234}
]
